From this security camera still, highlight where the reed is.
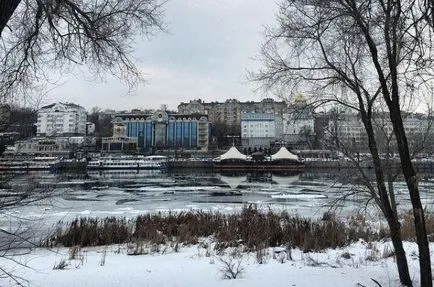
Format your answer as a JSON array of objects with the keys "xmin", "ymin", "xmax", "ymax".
[{"xmin": 50, "ymin": 205, "xmax": 388, "ymax": 252}]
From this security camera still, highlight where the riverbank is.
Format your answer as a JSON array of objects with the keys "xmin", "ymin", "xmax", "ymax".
[
  {"xmin": 2, "ymin": 206, "xmax": 433, "ymax": 287},
  {"xmin": 3, "ymin": 155, "xmax": 434, "ymax": 173}
]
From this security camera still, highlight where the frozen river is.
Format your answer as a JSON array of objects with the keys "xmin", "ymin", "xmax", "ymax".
[{"xmin": 2, "ymin": 169, "xmax": 434, "ymax": 233}]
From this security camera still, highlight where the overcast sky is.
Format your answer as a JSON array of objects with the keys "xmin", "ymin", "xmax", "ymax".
[{"xmin": 42, "ymin": 0, "xmax": 278, "ymax": 112}]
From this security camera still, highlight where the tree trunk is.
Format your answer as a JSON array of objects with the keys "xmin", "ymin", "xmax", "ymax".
[
  {"xmin": 0, "ymin": 0, "xmax": 21, "ymax": 36},
  {"xmin": 388, "ymin": 214, "xmax": 413, "ymax": 286},
  {"xmin": 362, "ymin": 115, "xmax": 413, "ymax": 286},
  {"xmin": 389, "ymin": 105, "xmax": 432, "ymax": 287}
]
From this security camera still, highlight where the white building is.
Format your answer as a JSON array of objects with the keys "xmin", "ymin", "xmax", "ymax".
[
  {"xmin": 327, "ymin": 112, "xmax": 433, "ymax": 152},
  {"xmin": 6, "ymin": 137, "xmax": 71, "ymax": 157},
  {"xmin": 36, "ymin": 103, "xmax": 87, "ymax": 136},
  {"xmin": 328, "ymin": 113, "xmax": 366, "ymax": 149},
  {"xmin": 282, "ymin": 95, "xmax": 315, "ymax": 148},
  {"xmin": 4, "ymin": 136, "xmax": 90, "ymax": 158},
  {"xmin": 241, "ymin": 113, "xmax": 276, "ymax": 147},
  {"xmin": 282, "ymin": 113, "xmax": 315, "ymax": 139}
]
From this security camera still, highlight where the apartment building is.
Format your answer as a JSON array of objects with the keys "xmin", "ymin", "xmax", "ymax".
[
  {"xmin": 36, "ymin": 102, "xmax": 87, "ymax": 136},
  {"xmin": 178, "ymin": 98, "xmax": 287, "ymax": 127},
  {"xmin": 279, "ymin": 95, "xmax": 316, "ymax": 148},
  {"xmin": 241, "ymin": 112, "xmax": 276, "ymax": 148},
  {"xmin": 325, "ymin": 112, "xmax": 434, "ymax": 152},
  {"xmin": 327, "ymin": 113, "xmax": 367, "ymax": 149}
]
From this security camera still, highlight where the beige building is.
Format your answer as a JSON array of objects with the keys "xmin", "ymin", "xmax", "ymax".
[
  {"xmin": 178, "ymin": 98, "xmax": 287, "ymax": 127},
  {"xmin": 5, "ymin": 137, "xmax": 86, "ymax": 157}
]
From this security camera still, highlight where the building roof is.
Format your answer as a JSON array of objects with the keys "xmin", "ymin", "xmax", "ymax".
[
  {"xmin": 115, "ymin": 111, "xmax": 209, "ymax": 122},
  {"xmin": 270, "ymin": 147, "xmax": 299, "ymax": 161},
  {"xmin": 241, "ymin": 112, "xmax": 275, "ymax": 121},
  {"xmin": 40, "ymin": 102, "xmax": 83, "ymax": 110}
]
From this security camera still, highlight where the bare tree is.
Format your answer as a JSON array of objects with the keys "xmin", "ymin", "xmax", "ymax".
[
  {"xmin": 0, "ymin": 176, "xmax": 54, "ymax": 286},
  {"xmin": 253, "ymin": 1, "xmax": 434, "ymax": 286},
  {"xmin": 0, "ymin": 0, "xmax": 165, "ymax": 103},
  {"xmin": 0, "ymin": 1, "xmax": 165, "ymax": 284}
]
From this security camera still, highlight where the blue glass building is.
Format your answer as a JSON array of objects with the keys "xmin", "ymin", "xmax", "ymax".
[{"xmin": 112, "ymin": 110, "xmax": 210, "ymax": 151}]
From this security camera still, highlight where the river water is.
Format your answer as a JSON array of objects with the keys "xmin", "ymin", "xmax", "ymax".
[{"xmin": 1, "ymin": 169, "xmax": 434, "ymax": 234}]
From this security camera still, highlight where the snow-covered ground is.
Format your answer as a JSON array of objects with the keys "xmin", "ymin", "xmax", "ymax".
[{"xmin": 0, "ymin": 239, "xmax": 427, "ymax": 287}]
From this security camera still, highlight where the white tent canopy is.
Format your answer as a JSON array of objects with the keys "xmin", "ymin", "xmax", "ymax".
[
  {"xmin": 214, "ymin": 146, "xmax": 247, "ymax": 161},
  {"xmin": 270, "ymin": 147, "xmax": 299, "ymax": 161}
]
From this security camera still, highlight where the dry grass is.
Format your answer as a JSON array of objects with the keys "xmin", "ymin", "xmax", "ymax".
[
  {"xmin": 400, "ymin": 210, "xmax": 434, "ymax": 242},
  {"xmin": 51, "ymin": 217, "xmax": 132, "ymax": 247},
  {"xmin": 52, "ymin": 259, "xmax": 68, "ymax": 270},
  {"xmin": 49, "ymin": 205, "xmax": 386, "ymax": 252}
]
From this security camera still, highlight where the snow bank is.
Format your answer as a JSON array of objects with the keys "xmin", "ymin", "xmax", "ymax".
[{"xmin": 0, "ymin": 239, "xmax": 427, "ymax": 287}]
